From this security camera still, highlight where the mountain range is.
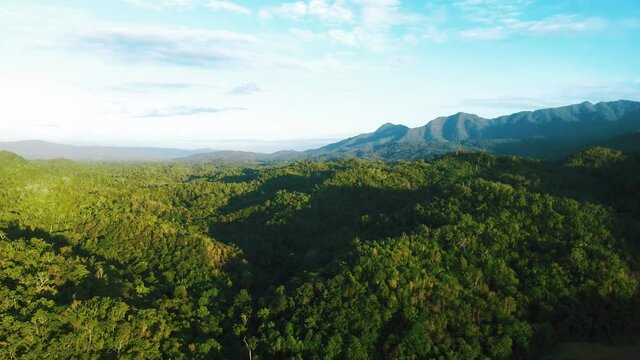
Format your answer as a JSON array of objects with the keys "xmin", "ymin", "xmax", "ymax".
[
  {"xmin": 2, "ymin": 100, "xmax": 640, "ymax": 162},
  {"xmin": 301, "ymin": 99, "xmax": 640, "ymax": 160}
]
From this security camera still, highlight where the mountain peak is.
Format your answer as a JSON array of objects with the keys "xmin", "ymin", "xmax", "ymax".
[
  {"xmin": 576, "ymin": 101, "xmax": 595, "ymax": 110},
  {"xmin": 450, "ymin": 112, "xmax": 481, "ymax": 119},
  {"xmin": 376, "ymin": 123, "xmax": 405, "ymax": 132}
]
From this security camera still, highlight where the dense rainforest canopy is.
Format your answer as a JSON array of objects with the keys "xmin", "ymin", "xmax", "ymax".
[{"xmin": 0, "ymin": 147, "xmax": 639, "ymax": 359}]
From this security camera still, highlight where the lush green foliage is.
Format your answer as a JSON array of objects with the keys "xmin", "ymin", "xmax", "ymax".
[{"xmin": 1, "ymin": 148, "xmax": 639, "ymax": 359}]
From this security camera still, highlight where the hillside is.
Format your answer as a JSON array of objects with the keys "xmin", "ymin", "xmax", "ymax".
[
  {"xmin": 1, "ymin": 147, "xmax": 639, "ymax": 359},
  {"xmin": 0, "ymin": 150, "xmax": 27, "ymax": 164}
]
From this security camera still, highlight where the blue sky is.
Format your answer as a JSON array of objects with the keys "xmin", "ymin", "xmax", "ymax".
[{"xmin": 1, "ymin": 0, "xmax": 639, "ymax": 151}]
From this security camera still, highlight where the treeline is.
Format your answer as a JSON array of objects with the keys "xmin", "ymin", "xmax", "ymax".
[{"xmin": 0, "ymin": 147, "xmax": 638, "ymax": 359}]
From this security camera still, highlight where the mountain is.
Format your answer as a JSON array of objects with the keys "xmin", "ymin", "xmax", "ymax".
[
  {"xmin": 0, "ymin": 140, "xmax": 213, "ymax": 162},
  {"xmin": 305, "ymin": 100, "xmax": 640, "ymax": 160}
]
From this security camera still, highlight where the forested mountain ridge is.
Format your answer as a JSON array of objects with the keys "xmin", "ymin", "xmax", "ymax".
[
  {"xmin": 1, "ymin": 145, "xmax": 639, "ymax": 359},
  {"xmin": 305, "ymin": 100, "xmax": 640, "ymax": 160}
]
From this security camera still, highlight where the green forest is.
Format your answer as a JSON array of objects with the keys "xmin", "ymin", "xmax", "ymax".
[{"xmin": 0, "ymin": 146, "xmax": 639, "ymax": 359}]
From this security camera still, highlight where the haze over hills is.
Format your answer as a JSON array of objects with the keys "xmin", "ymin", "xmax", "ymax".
[
  {"xmin": 0, "ymin": 140, "xmax": 213, "ymax": 162},
  {"xmin": 2, "ymin": 100, "xmax": 640, "ymax": 162}
]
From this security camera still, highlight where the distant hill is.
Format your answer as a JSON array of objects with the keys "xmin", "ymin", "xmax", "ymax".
[
  {"xmin": 0, "ymin": 140, "xmax": 213, "ymax": 162},
  {"xmin": 180, "ymin": 149, "xmax": 306, "ymax": 163}
]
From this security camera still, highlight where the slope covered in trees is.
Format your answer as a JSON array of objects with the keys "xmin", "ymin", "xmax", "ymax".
[{"xmin": 0, "ymin": 147, "xmax": 639, "ymax": 359}]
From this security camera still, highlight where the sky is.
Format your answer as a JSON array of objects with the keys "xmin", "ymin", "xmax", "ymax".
[{"xmin": 1, "ymin": 0, "xmax": 639, "ymax": 152}]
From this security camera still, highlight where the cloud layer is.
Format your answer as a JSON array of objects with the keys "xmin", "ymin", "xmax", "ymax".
[
  {"xmin": 70, "ymin": 26, "xmax": 256, "ymax": 67},
  {"xmin": 227, "ymin": 83, "xmax": 262, "ymax": 96},
  {"xmin": 140, "ymin": 106, "xmax": 245, "ymax": 117},
  {"xmin": 207, "ymin": 1, "xmax": 251, "ymax": 15}
]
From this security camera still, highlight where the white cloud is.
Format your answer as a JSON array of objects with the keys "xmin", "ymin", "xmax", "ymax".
[
  {"xmin": 454, "ymin": 0, "xmax": 532, "ymax": 25},
  {"xmin": 328, "ymin": 29, "xmax": 357, "ymax": 45},
  {"xmin": 262, "ymin": 0, "xmax": 418, "ymax": 27},
  {"xmin": 417, "ymin": 4, "xmax": 449, "ymax": 43},
  {"xmin": 355, "ymin": 0, "xmax": 397, "ymax": 26},
  {"xmin": 139, "ymin": 106, "xmax": 245, "ymax": 117},
  {"xmin": 422, "ymin": 26, "xmax": 448, "ymax": 43},
  {"xmin": 319, "ymin": 0, "xmax": 419, "ymax": 50},
  {"xmin": 227, "ymin": 83, "xmax": 262, "ymax": 95},
  {"xmin": 460, "ymin": 15, "xmax": 606, "ymax": 40},
  {"xmin": 262, "ymin": 0, "xmax": 419, "ymax": 52},
  {"xmin": 457, "ymin": 96, "xmax": 558, "ymax": 110},
  {"xmin": 69, "ymin": 26, "xmax": 258, "ymax": 67},
  {"xmin": 122, "ymin": 0, "xmax": 195, "ymax": 10},
  {"xmin": 352, "ymin": 0, "xmax": 414, "ymax": 28},
  {"xmin": 207, "ymin": 1, "xmax": 251, "ymax": 15},
  {"xmin": 66, "ymin": 23, "xmax": 362, "ymax": 72},
  {"xmin": 517, "ymin": 15, "xmax": 606, "ymax": 34},
  {"xmin": 450, "ymin": 0, "xmax": 605, "ymax": 41},
  {"xmin": 280, "ymin": 2, "xmax": 308, "ymax": 18},
  {"xmin": 328, "ymin": 27, "xmax": 391, "ymax": 50},
  {"xmin": 111, "ymin": 82, "xmax": 215, "ymax": 93},
  {"xmin": 290, "ymin": 28, "xmax": 324, "ymax": 41},
  {"xmin": 460, "ymin": 26, "xmax": 506, "ymax": 40},
  {"xmin": 311, "ymin": 54, "xmax": 361, "ymax": 72},
  {"xmin": 123, "ymin": 0, "xmax": 251, "ymax": 13},
  {"xmin": 0, "ymin": 7, "xmax": 17, "ymax": 17},
  {"xmin": 263, "ymin": 0, "xmax": 353, "ymax": 23}
]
